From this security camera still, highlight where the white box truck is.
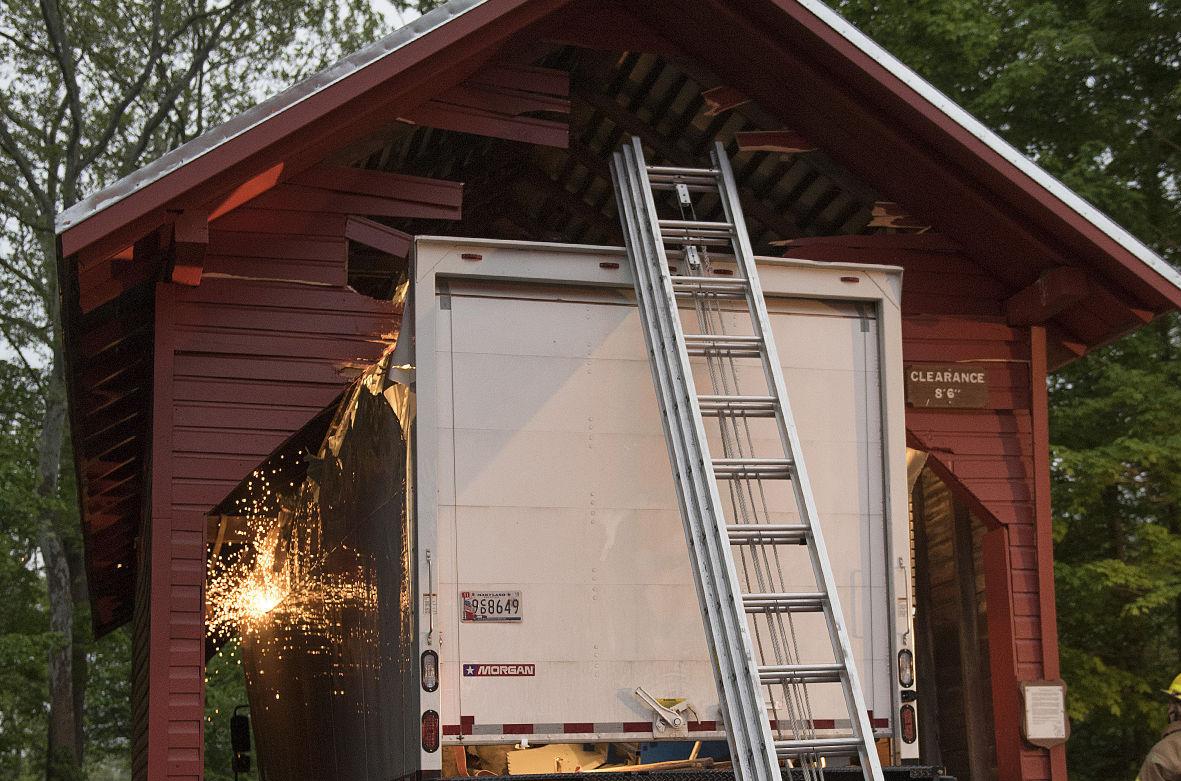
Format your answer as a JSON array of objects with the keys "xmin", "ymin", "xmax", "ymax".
[{"xmin": 411, "ymin": 237, "xmax": 916, "ymax": 770}]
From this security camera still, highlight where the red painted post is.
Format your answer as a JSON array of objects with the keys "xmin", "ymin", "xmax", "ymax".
[
  {"xmin": 983, "ymin": 527, "xmax": 1024, "ymax": 781},
  {"xmin": 1029, "ymin": 325, "xmax": 1067, "ymax": 780},
  {"xmin": 150, "ymin": 283, "xmax": 206, "ymax": 781}
]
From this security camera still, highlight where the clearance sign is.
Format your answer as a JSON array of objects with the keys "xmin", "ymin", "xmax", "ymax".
[{"xmin": 905, "ymin": 363, "xmax": 991, "ymax": 408}]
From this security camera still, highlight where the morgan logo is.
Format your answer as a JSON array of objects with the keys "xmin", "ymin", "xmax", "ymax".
[{"xmin": 463, "ymin": 663, "xmax": 536, "ymax": 677}]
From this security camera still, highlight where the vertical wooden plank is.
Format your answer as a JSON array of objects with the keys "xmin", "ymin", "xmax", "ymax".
[
  {"xmin": 983, "ymin": 527, "xmax": 1024, "ymax": 781},
  {"xmin": 952, "ymin": 500, "xmax": 990, "ymax": 781},
  {"xmin": 150, "ymin": 283, "xmax": 176, "ymax": 781},
  {"xmin": 1029, "ymin": 325, "xmax": 1067, "ymax": 780},
  {"xmin": 911, "ymin": 476, "xmax": 943, "ymax": 765}
]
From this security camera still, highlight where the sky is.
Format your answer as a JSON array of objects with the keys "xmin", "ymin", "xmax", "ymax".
[{"xmin": 372, "ymin": 1, "xmax": 424, "ymax": 27}]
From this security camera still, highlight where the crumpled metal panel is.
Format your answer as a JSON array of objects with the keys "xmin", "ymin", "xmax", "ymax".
[{"xmin": 235, "ymin": 353, "xmax": 418, "ymax": 781}]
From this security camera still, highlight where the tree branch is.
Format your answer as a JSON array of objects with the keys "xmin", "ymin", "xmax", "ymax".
[
  {"xmin": 0, "ymin": 27, "xmax": 47, "ymax": 61},
  {"xmin": 120, "ymin": 0, "xmax": 251, "ymax": 173},
  {"xmin": 0, "ymin": 110, "xmax": 52, "ymax": 214},
  {"xmin": 0, "ymin": 94, "xmax": 43, "ymax": 138},
  {"xmin": 0, "ymin": 323, "xmax": 48, "ymax": 393},
  {"xmin": 0, "ymin": 184, "xmax": 48, "ymax": 228},
  {"xmin": 37, "ymin": 0, "xmax": 84, "ymax": 191},
  {"xmin": 0, "ymin": 251, "xmax": 47, "ymax": 297},
  {"xmin": 80, "ymin": 0, "xmax": 224, "ymax": 171},
  {"xmin": 0, "ymin": 309, "xmax": 50, "ymax": 342}
]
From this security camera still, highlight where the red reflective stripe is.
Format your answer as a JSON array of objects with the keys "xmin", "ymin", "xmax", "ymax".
[
  {"xmin": 440, "ymin": 719, "xmax": 731, "ymax": 736},
  {"xmin": 563, "ymin": 722, "xmax": 594, "ymax": 733}
]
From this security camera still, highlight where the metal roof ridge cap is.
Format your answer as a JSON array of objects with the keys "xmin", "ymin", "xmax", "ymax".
[
  {"xmin": 55, "ymin": 0, "xmax": 488, "ymax": 235},
  {"xmin": 787, "ymin": 0, "xmax": 1181, "ymax": 293}
]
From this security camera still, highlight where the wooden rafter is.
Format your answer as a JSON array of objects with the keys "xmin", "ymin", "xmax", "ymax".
[
  {"xmin": 1005, "ymin": 267, "xmax": 1090, "ymax": 327},
  {"xmin": 573, "ymin": 86, "xmax": 806, "ymax": 242}
]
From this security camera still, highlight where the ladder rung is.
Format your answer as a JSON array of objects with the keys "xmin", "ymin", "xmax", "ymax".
[
  {"xmin": 683, "ymin": 334, "xmax": 764, "ymax": 357},
  {"xmin": 759, "ymin": 663, "xmax": 844, "ymax": 685},
  {"xmin": 698, "ymin": 394, "xmax": 776, "ymax": 417},
  {"xmin": 743, "ymin": 593, "xmax": 826, "ymax": 613},
  {"xmin": 775, "ymin": 737, "xmax": 863, "ymax": 756},
  {"xmin": 660, "ymin": 232, "xmax": 733, "ymax": 247},
  {"xmin": 669, "ymin": 275, "xmax": 749, "ymax": 290},
  {"xmin": 647, "ymin": 164, "xmax": 720, "ymax": 176},
  {"xmin": 650, "ymin": 181, "xmax": 717, "ymax": 193},
  {"xmin": 670, "ymin": 276, "xmax": 749, "ymax": 300},
  {"xmin": 658, "ymin": 219, "xmax": 733, "ymax": 231},
  {"xmin": 713, "ymin": 458, "xmax": 792, "ymax": 479},
  {"xmin": 726, "ymin": 524, "xmax": 809, "ymax": 544}
]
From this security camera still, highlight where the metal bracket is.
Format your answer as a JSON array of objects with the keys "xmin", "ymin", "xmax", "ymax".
[{"xmin": 634, "ymin": 686, "xmax": 696, "ymax": 738}]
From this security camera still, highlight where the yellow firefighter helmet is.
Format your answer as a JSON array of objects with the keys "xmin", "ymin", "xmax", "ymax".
[{"xmin": 1165, "ymin": 673, "xmax": 1181, "ymax": 700}]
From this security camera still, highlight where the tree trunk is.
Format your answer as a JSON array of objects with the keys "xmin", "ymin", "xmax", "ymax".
[
  {"xmin": 69, "ymin": 538, "xmax": 90, "ymax": 768},
  {"xmin": 36, "ymin": 227, "xmax": 83, "ymax": 781}
]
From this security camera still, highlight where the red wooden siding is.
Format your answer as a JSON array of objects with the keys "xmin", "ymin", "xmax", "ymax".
[
  {"xmin": 785, "ymin": 236, "xmax": 1064, "ymax": 781},
  {"xmin": 144, "ymin": 208, "xmax": 399, "ymax": 781}
]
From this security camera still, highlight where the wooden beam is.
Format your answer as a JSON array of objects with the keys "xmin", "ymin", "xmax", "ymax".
[
  {"xmin": 207, "ymin": 162, "xmax": 286, "ymax": 221},
  {"xmin": 403, "ymin": 62, "xmax": 571, "ymax": 148},
  {"xmin": 167, "ymin": 209, "xmax": 209, "ymax": 286},
  {"xmin": 1046, "ymin": 323, "xmax": 1088, "ymax": 370},
  {"xmin": 253, "ymin": 183, "xmax": 459, "ymax": 221},
  {"xmin": 531, "ymin": 1, "xmax": 681, "ymax": 56},
  {"xmin": 345, "ymin": 216, "xmax": 412, "ymax": 258},
  {"xmin": 867, "ymin": 201, "xmax": 929, "ymax": 231},
  {"xmin": 288, "ymin": 166, "xmax": 463, "ymax": 212},
  {"xmin": 701, "ymin": 85, "xmax": 749, "ymax": 116},
  {"xmin": 1005, "ymin": 266, "xmax": 1089, "ymax": 326},
  {"xmin": 735, "ymin": 130, "xmax": 815, "ymax": 154},
  {"xmin": 952, "ymin": 499, "xmax": 991, "ymax": 781},
  {"xmin": 574, "ymin": 87, "xmax": 806, "ymax": 240}
]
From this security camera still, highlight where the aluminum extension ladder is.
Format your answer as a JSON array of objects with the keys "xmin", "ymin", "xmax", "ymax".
[{"xmin": 610, "ymin": 137, "xmax": 885, "ymax": 781}]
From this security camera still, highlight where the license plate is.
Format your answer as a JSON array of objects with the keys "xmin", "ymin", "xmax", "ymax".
[{"xmin": 461, "ymin": 590, "xmax": 522, "ymax": 622}]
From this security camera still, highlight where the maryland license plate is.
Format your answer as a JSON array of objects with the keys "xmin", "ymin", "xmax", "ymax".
[{"xmin": 461, "ymin": 590, "xmax": 522, "ymax": 622}]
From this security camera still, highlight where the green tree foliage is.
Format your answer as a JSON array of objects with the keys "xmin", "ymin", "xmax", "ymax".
[
  {"xmin": 202, "ymin": 642, "xmax": 252, "ymax": 781},
  {"xmin": 831, "ymin": 1, "xmax": 1181, "ymax": 777},
  {"xmin": 0, "ymin": 362, "xmax": 52, "ymax": 780}
]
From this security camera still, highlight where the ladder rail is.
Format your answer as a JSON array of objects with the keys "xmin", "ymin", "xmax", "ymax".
[
  {"xmin": 710, "ymin": 142, "xmax": 885, "ymax": 779},
  {"xmin": 611, "ymin": 137, "xmax": 885, "ymax": 781},
  {"xmin": 611, "ymin": 143, "xmax": 781, "ymax": 781}
]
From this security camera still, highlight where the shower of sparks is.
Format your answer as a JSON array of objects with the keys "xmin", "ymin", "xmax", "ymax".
[
  {"xmin": 205, "ymin": 352, "xmax": 413, "ymax": 715},
  {"xmin": 206, "ymin": 456, "xmax": 317, "ymax": 640},
  {"xmin": 205, "ymin": 454, "xmax": 382, "ymax": 646}
]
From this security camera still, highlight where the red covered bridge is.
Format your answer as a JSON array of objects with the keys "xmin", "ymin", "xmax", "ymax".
[{"xmin": 54, "ymin": 1, "xmax": 1181, "ymax": 780}]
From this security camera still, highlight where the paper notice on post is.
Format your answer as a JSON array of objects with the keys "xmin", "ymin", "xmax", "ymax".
[{"xmin": 1023, "ymin": 682, "xmax": 1068, "ymax": 746}]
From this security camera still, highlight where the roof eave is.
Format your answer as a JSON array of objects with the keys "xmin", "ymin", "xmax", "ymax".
[
  {"xmin": 779, "ymin": 0, "xmax": 1181, "ymax": 300},
  {"xmin": 55, "ymin": 0, "xmax": 490, "ymax": 237}
]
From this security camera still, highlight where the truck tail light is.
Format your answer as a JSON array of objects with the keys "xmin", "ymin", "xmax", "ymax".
[
  {"xmin": 898, "ymin": 648, "xmax": 914, "ymax": 688},
  {"xmin": 421, "ymin": 650, "xmax": 439, "ymax": 692},
  {"xmin": 900, "ymin": 704, "xmax": 917, "ymax": 744},
  {"xmin": 422, "ymin": 710, "xmax": 440, "ymax": 753}
]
